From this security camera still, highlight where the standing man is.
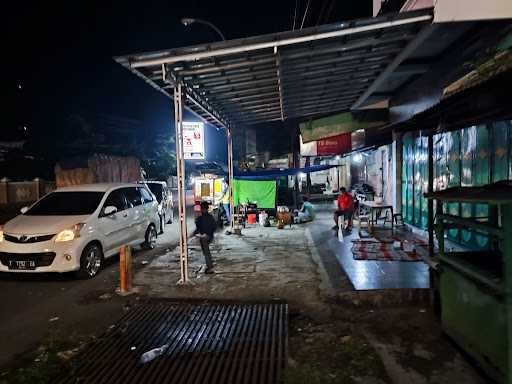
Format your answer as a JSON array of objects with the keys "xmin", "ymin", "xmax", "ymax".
[
  {"xmin": 334, "ymin": 187, "xmax": 354, "ymax": 230},
  {"xmin": 193, "ymin": 201, "xmax": 216, "ymax": 274}
]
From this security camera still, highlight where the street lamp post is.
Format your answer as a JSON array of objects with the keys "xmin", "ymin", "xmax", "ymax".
[
  {"xmin": 181, "ymin": 17, "xmax": 234, "ymax": 230},
  {"xmin": 181, "ymin": 18, "xmax": 226, "ymax": 41}
]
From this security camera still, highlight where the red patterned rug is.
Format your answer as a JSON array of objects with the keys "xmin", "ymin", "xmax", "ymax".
[{"xmin": 351, "ymin": 238, "xmax": 423, "ymax": 262}]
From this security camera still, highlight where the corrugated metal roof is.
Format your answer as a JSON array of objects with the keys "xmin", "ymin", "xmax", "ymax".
[{"xmin": 115, "ymin": 9, "xmax": 434, "ymax": 129}]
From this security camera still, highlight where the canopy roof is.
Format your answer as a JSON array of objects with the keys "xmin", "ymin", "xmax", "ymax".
[{"xmin": 115, "ymin": 9, "xmax": 435, "ymax": 130}]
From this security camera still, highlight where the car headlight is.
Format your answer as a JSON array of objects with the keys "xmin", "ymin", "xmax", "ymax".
[{"xmin": 55, "ymin": 223, "xmax": 86, "ymax": 243}]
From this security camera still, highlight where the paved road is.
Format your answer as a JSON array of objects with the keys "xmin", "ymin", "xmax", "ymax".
[{"xmin": 0, "ymin": 209, "xmax": 195, "ymax": 368}]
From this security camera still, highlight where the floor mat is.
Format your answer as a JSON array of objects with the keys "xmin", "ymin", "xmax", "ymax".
[{"xmin": 351, "ymin": 239, "xmax": 422, "ymax": 261}]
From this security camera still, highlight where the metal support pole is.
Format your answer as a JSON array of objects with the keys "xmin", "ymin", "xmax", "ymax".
[
  {"xmin": 337, "ymin": 163, "xmax": 341, "ymax": 191},
  {"xmin": 174, "ymin": 83, "xmax": 190, "ymax": 285},
  {"xmin": 305, "ymin": 157, "xmax": 311, "ymax": 195},
  {"xmin": 227, "ymin": 128, "xmax": 235, "ymax": 229},
  {"xmin": 428, "ymin": 133, "xmax": 434, "ymax": 257},
  {"xmin": 502, "ymin": 203, "xmax": 512, "ymax": 384},
  {"xmin": 393, "ymin": 130, "xmax": 403, "ymax": 214}
]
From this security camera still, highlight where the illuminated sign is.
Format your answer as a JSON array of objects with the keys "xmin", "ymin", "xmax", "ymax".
[{"xmin": 182, "ymin": 122, "xmax": 205, "ymax": 159}]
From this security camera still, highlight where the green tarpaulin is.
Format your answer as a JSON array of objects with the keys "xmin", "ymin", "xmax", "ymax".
[{"xmin": 233, "ymin": 180, "xmax": 276, "ymax": 209}]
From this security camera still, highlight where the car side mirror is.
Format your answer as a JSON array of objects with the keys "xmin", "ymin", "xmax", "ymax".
[
  {"xmin": 20, "ymin": 206, "xmax": 29, "ymax": 214},
  {"xmin": 103, "ymin": 206, "xmax": 118, "ymax": 216}
]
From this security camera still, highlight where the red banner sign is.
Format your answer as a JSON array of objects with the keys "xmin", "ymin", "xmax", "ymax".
[{"xmin": 316, "ymin": 133, "xmax": 352, "ymax": 156}]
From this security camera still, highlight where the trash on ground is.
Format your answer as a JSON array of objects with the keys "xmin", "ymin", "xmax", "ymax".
[
  {"xmin": 48, "ymin": 317, "xmax": 60, "ymax": 322},
  {"xmin": 57, "ymin": 348, "xmax": 80, "ymax": 361},
  {"xmin": 340, "ymin": 335, "xmax": 352, "ymax": 343},
  {"xmin": 288, "ymin": 357, "xmax": 298, "ymax": 368},
  {"xmin": 141, "ymin": 260, "xmax": 149, "ymax": 265},
  {"xmin": 99, "ymin": 293, "xmax": 112, "ymax": 300},
  {"xmin": 140, "ymin": 343, "xmax": 169, "ymax": 364}
]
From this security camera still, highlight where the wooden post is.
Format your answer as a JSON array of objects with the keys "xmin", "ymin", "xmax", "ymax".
[
  {"xmin": 119, "ymin": 245, "xmax": 133, "ymax": 293},
  {"xmin": 120, "ymin": 246, "xmax": 126, "ymax": 293},
  {"xmin": 126, "ymin": 246, "xmax": 133, "ymax": 290},
  {"xmin": 0, "ymin": 178, "xmax": 8, "ymax": 205}
]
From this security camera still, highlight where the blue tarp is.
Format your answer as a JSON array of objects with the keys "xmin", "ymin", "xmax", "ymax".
[{"xmin": 234, "ymin": 164, "xmax": 336, "ymax": 180}]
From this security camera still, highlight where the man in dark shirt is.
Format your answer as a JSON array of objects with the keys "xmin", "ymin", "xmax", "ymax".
[{"xmin": 193, "ymin": 201, "xmax": 216, "ymax": 274}]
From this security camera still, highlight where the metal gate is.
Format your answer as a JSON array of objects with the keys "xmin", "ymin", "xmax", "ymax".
[{"xmin": 57, "ymin": 301, "xmax": 288, "ymax": 384}]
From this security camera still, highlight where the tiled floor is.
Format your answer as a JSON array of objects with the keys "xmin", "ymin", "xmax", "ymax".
[{"xmin": 311, "ymin": 203, "xmax": 430, "ymax": 290}]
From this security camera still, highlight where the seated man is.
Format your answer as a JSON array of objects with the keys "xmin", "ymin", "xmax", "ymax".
[
  {"xmin": 193, "ymin": 201, "xmax": 216, "ymax": 274},
  {"xmin": 295, "ymin": 196, "xmax": 315, "ymax": 223},
  {"xmin": 333, "ymin": 187, "xmax": 354, "ymax": 230}
]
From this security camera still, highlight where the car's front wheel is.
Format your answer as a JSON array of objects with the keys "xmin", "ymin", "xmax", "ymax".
[
  {"xmin": 77, "ymin": 243, "xmax": 103, "ymax": 279},
  {"xmin": 142, "ymin": 225, "xmax": 157, "ymax": 250}
]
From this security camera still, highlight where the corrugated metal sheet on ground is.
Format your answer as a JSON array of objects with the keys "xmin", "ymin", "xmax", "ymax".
[{"xmin": 57, "ymin": 301, "xmax": 288, "ymax": 384}]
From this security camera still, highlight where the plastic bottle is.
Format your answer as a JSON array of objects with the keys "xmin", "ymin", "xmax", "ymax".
[{"xmin": 139, "ymin": 343, "xmax": 169, "ymax": 364}]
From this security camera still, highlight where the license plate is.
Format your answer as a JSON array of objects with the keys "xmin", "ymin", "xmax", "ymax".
[{"xmin": 8, "ymin": 260, "xmax": 36, "ymax": 270}]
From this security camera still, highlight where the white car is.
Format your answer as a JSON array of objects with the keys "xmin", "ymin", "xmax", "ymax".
[
  {"xmin": 0, "ymin": 183, "xmax": 160, "ymax": 278},
  {"xmin": 140, "ymin": 181, "xmax": 174, "ymax": 233}
]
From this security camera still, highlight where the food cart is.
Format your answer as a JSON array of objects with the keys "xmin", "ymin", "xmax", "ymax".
[
  {"xmin": 425, "ymin": 181, "xmax": 512, "ymax": 383},
  {"xmin": 192, "ymin": 174, "xmax": 226, "ymax": 221}
]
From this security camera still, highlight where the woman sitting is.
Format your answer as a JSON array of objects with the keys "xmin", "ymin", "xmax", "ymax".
[{"xmin": 295, "ymin": 196, "xmax": 315, "ymax": 223}]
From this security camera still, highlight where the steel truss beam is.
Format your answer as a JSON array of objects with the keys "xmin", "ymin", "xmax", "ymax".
[
  {"xmin": 185, "ymin": 65, "xmax": 276, "ymax": 83},
  {"xmin": 280, "ymin": 31, "xmax": 416, "ymax": 60},
  {"xmin": 352, "ymin": 24, "xmax": 437, "ymax": 109}
]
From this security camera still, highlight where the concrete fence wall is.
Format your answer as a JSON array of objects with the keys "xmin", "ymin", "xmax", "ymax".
[{"xmin": 0, "ymin": 179, "xmax": 56, "ymax": 205}]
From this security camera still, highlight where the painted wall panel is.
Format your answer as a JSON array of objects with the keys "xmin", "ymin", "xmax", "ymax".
[
  {"xmin": 434, "ymin": 0, "xmax": 512, "ymax": 23},
  {"xmin": 447, "ymin": 131, "xmax": 461, "ymax": 242},
  {"xmin": 492, "ymin": 121, "xmax": 511, "ymax": 182},
  {"xmin": 403, "ymin": 121, "xmax": 512, "ymax": 249}
]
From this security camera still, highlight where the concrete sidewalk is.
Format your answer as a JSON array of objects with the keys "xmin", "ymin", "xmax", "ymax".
[{"xmin": 135, "ymin": 222, "xmax": 331, "ymax": 319}]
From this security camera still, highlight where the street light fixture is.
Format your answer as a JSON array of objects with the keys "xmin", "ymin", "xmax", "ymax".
[{"xmin": 180, "ymin": 18, "xmax": 226, "ymax": 41}]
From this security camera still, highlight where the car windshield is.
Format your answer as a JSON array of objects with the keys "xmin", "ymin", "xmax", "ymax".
[
  {"xmin": 146, "ymin": 183, "xmax": 163, "ymax": 202},
  {"xmin": 25, "ymin": 192, "xmax": 105, "ymax": 216}
]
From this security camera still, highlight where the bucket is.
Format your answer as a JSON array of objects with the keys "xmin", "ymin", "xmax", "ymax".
[{"xmin": 247, "ymin": 213, "xmax": 257, "ymax": 224}]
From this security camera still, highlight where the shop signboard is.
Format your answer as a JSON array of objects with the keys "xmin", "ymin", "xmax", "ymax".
[
  {"xmin": 300, "ymin": 133, "xmax": 352, "ymax": 156},
  {"xmin": 183, "ymin": 122, "xmax": 205, "ymax": 159},
  {"xmin": 317, "ymin": 133, "xmax": 351, "ymax": 155}
]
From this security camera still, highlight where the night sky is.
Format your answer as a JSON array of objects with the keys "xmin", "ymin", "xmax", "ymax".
[{"xmin": 4, "ymin": 0, "xmax": 372, "ymax": 173}]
